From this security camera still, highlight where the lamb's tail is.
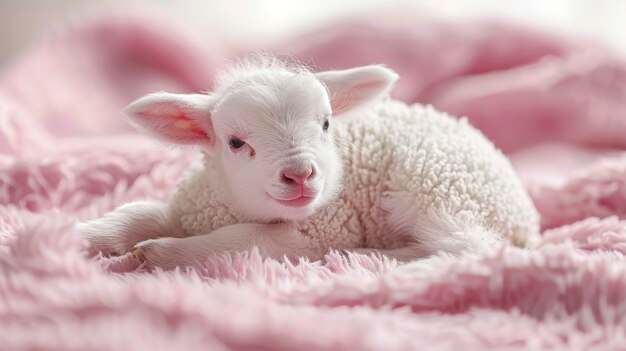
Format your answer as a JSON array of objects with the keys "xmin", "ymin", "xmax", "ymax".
[
  {"xmin": 353, "ymin": 209, "xmax": 503, "ymax": 272},
  {"xmin": 394, "ymin": 210, "xmax": 503, "ymax": 272},
  {"xmin": 410, "ymin": 209, "xmax": 502, "ymax": 257}
]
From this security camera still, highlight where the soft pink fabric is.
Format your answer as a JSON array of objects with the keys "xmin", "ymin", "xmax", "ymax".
[
  {"xmin": 0, "ymin": 5, "xmax": 223, "ymax": 156},
  {"xmin": 2, "ymin": 5, "xmax": 626, "ymax": 350}
]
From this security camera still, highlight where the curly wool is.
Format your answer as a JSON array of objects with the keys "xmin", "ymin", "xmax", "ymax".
[{"xmin": 172, "ymin": 100, "xmax": 540, "ymax": 254}]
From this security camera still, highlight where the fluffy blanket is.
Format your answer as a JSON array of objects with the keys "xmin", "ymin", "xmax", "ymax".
[{"xmin": 2, "ymin": 5, "xmax": 626, "ymax": 350}]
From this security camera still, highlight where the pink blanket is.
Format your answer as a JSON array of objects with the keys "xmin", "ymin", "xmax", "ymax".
[{"xmin": 2, "ymin": 6, "xmax": 626, "ymax": 350}]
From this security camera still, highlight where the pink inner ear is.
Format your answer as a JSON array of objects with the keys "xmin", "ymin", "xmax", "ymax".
[
  {"xmin": 133, "ymin": 107, "xmax": 210, "ymax": 144},
  {"xmin": 331, "ymin": 80, "xmax": 385, "ymax": 113},
  {"xmin": 174, "ymin": 112, "xmax": 209, "ymax": 139}
]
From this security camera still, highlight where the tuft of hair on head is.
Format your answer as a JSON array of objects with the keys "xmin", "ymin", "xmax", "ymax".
[
  {"xmin": 213, "ymin": 53, "xmax": 313, "ymax": 96},
  {"xmin": 212, "ymin": 53, "xmax": 399, "ymax": 119}
]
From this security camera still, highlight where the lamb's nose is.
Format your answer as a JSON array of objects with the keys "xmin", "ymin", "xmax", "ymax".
[{"xmin": 281, "ymin": 166, "xmax": 315, "ymax": 185}]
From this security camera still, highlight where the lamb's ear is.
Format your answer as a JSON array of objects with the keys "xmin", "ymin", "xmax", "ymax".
[
  {"xmin": 123, "ymin": 92, "xmax": 215, "ymax": 146},
  {"xmin": 316, "ymin": 65, "xmax": 398, "ymax": 116}
]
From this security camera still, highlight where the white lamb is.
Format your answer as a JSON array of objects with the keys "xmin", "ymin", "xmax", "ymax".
[{"xmin": 76, "ymin": 57, "xmax": 540, "ymax": 269}]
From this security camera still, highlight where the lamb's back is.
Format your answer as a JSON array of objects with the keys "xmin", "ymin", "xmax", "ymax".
[{"xmin": 305, "ymin": 100, "xmax": 540, "ymax": 250}]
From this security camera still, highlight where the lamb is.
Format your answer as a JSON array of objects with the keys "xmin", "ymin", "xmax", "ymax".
[{"xmin": 76, "ymin": 56, "xmax": 540, "ymax": 270}]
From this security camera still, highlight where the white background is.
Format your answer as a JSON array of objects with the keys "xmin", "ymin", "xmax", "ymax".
[{"xmin": 1, "ymin": 0, "xmax": 625, "ymax": 66}]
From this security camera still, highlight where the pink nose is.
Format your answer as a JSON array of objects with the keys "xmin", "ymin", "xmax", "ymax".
[{"xmin": 281, "ymin": 166, "xmax": 315, "ymax": 185}]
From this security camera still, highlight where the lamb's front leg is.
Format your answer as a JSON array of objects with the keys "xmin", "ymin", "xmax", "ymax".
[
  {"xmin": 75, "ymin": 200, "xmax": 183, "ymax": 256},
  {"xmin": 132, "ymin": 223, "xmax": 321, "ymax": 270}
]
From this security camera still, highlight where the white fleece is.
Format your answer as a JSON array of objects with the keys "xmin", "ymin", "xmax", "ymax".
[{"xmin": 171, "ymin": 100, "xmax": 540, "ymax": 255}]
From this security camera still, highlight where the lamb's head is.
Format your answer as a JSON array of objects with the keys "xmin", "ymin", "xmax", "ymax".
[{"xmin": 123, "ymin": 59, "xmax": 398, "ymax": 221}]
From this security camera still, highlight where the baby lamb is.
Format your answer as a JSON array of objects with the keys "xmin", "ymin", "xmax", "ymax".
[{"xmin": 76, "ymin": 57, "xmax": 540, "ymax": 269}]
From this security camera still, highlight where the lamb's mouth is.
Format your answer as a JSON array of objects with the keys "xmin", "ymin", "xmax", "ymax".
[
  {"xmin": 266, "ymin": 192, "xmax": 316, "ymax": 208},
  {"xmin": 275, "ymin": 196, "xmax": 315, "ymax": 208}
]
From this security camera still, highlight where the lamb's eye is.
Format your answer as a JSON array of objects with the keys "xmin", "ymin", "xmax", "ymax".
[
  {"xmin": 229, "ymin": 137, "xmax": 246, "ymax": 150},
  {"xmin": 322, "ymin": 119, "xmax": 330, "ymax": 131}
]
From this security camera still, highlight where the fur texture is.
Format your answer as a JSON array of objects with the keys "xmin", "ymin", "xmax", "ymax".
[{"xmin": 2, "ymin": 5, "xmax": 626, "ymax": 350}]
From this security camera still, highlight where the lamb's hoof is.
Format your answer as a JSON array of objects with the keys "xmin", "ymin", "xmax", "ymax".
[{"xmin": 132, "ymin": 246, "xmax": 145, "ymax": 263}]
